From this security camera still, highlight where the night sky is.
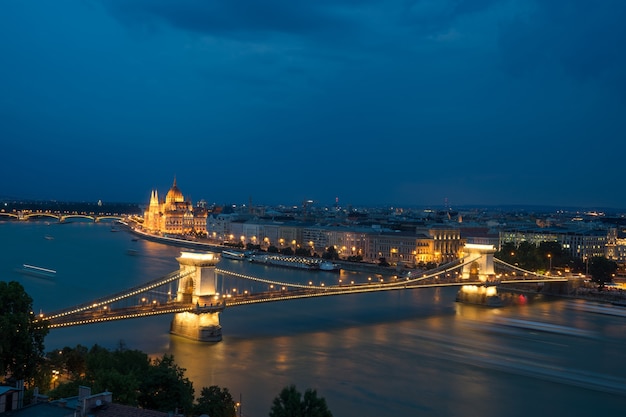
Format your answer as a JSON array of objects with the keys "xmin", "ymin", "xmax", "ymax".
[{"xmin": 2, "ymin": 1, "xmax": 625, "ymax": 209}]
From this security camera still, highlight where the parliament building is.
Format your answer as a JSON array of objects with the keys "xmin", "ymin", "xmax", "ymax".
[{"xmin": 143, "ymin": 178, "xmax": 207, "ymax": 236}]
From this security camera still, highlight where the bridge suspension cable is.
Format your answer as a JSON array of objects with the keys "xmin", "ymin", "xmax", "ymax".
[
  {"xmin": 216, "ymin": 256, "xmax": 478, "ymax": 292},
  {"xmin": 45, "ymin": 269, "xmax": 195, "ymax": 320},
  {"xmin": 493, "ymin": 258, "xmax": 566, "ymax": 281}
]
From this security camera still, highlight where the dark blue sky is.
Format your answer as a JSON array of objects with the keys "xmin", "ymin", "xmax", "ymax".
[{"xmin": 2, "ymin": 1, "xmax": 625, "ymax": 209}]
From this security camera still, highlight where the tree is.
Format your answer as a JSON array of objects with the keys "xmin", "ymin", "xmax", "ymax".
[
  {"xmin": 246, "ymin": 243, "xmax": 261, "ymax": 251},
  {"xmin": 86, "ymin": 345, "xmax": 149, "ymax": 405},
  {"xmin": 295, "ymin": 247, "xmax": 311, "ymax": 257},
  {"xmin": 194, "ymin": 385, "xmax": 237, "ymax": 417},
  {"xmin": 0, "ymin": 281, "xmax": 49, "ymax": 382},
  {"xmin": 537, "ymin": 241, "xmax": 572, "ymax": 271},
  {"xmin": 516, "ymin": 241, "xmax": 541, "ymax": 271},
  {"xmin": 64, "ymin": 344, "xmax": 88, "ymax": 379},
  {"xmin": 322, "ymin": 246, "xmax": 339, "ymax": 261},
  {"xmin": 588, "ymin": 256, "xmax": 617, "ymax": 289},
  {"xmin": 280, "ymin": 247, "xmax": 294, "ymax": 256},
  {"xmin": 269, "ymin": 385, "xmax": 333, "ymax": 417},
  {"xmin": 138, "ymin": 354, "xmax": 194, "ymax": 414},
  {"xmin": 495, "ymin": 242, "xmax": 517, "ymax": 264}
]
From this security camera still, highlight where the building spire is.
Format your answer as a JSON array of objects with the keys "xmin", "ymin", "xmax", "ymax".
[{"xmin": 150, "ymin": 189, "xmax": 160, "ymax": 206}]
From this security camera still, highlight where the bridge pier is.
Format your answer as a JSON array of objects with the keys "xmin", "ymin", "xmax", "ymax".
[
  {"xmin": 170, "ymin": 309, "xmax": 223, "ymax": 342},
  {"xmin": 170, "ymin": 252, "xmax": 224, "ymax": 342},
  {"xmin": 457, "ymin": 244, "xmax": 503, "ymax": 307}
]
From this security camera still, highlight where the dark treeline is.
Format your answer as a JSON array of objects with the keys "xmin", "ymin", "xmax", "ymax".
[{"xmin": 46, "ymin": 343, "xmax": 333, "ymax": 417}]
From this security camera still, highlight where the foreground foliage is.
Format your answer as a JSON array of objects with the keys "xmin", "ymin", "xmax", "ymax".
[
  {"xmin": 0, "ymin": 281, "xmax": 49, "ymax": 383},
  {"xmin": 194, "ymin": 385, "xmax": 237, "ymax": 417},
  {"xmin": 269, "ymin": 385, "xmax": 333, "ymax": 417},
  {"xmin": 49, "ymin": 345, "xmax": 194, "ymax": 414}
]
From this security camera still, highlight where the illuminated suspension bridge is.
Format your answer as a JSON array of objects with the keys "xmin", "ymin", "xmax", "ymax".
[{"xmin": 40, "ymin": 245, "xmax": 569, "ymax": 342}]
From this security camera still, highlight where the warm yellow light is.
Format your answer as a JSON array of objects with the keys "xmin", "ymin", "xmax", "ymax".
[
  {"xmin": 464, "ymin": 243, "xmax": 495, "ymax": 251},
  {"xmin": 179, "ymin": 252, "xmax": 215, "ymax": 261}
]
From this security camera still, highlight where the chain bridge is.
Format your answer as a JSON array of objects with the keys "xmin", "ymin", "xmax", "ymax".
[{"xmin": 40, "ymin": 244, "xmax": 569, "ymax": 342}]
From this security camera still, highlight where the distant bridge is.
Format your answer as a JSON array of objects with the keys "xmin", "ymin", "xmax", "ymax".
[
  {"xmin": 0, "ymin": 211, "xmax": 123, "ymax": 222},
  {"xmin": 40, "ymin": 245, "xmax": 570, "ymax": 342}
]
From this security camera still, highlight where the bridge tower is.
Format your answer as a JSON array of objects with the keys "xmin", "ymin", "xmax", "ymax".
[
  {"xmin": 170, "ymin": 252, "xmax": 224, "ymax": 342},
  {"xmin": 457, "ymin": 244, "xmax": 502, "ymax": 306}
]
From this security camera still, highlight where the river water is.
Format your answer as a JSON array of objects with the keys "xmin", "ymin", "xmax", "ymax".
[{"xmin": 2, "ymin": 221, "xmax": 626, "ymax": 417}]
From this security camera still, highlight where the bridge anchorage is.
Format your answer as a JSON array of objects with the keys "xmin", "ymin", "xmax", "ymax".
[{"xmin": 170, "ymin": 252, "xmax": 224, "ymax": 342}]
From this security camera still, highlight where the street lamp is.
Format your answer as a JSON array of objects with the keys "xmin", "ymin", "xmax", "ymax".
[
  {"xmin": 52, "ymin": 370, "xmax": 59, "ymax": 389},
  {"xmin": 547, "ymin": 254, "xmax": 552, "ymax": 273}
]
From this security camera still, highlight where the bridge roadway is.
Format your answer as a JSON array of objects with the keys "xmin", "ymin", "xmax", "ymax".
[
  {"xmin": 47, "ymin": 302, "xmax": 225, "ymax": 328},
  {"xmin": 47, "ymin": 279, "xmax": 482, "ymax": 328}
]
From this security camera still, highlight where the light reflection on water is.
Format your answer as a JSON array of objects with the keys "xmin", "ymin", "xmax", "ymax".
[{"xmin": 2, "ymin": 221, "xmax": 626, "ymax": 417}]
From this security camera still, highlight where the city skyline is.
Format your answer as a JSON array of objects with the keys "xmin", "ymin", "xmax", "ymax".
[{"xmin": 2, "ymin": 1, "xmax": 625, "ymax": 209}]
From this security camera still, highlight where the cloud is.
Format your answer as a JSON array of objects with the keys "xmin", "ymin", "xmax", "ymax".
[
  {"xmin": 102, "ymin": 0, "xmax": 368, "ymax": 39},
  {"xmin": 400, "ymin": 0, "xmax": 501, "ymax": 34},
  {"xmin": 498, "ymin": 1, "xmax": 626, "ymax": 87}
]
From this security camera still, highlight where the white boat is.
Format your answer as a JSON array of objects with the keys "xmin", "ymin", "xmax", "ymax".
[
  {"xmin": 319, "ymin": 261, "xmax": 340, "ymax": 272},
  {"xmin": 17, "ymin": 264, "xmax": 57, "ymax": 279},
  {"xmin": 265, "ymin": 255, "xmax": 318, "ymax": 270},
  {"xmin": 222, "ymin": 250, "xmax": 246, "ymax": 260},
  {"xmin": 250, "ymin": 254, "xmax": 337, "ymax": 271}
]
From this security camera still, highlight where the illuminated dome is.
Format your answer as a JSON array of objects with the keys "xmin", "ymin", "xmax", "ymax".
[{"xmin": 165, "ymin": 178, "xmax": 185, "ymax": 204}]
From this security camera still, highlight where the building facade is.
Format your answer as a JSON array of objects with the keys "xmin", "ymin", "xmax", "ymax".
[
  {"xmin": 207, "ymin": 215, "xmax": 463, "ymax": 266},
  {"xmin": 143, "ymin": 178, "xmax": 207, "ymax": 236},
  {"xmin": 499, "ymin": 227, "xmax": 608, "ymax": 261}
]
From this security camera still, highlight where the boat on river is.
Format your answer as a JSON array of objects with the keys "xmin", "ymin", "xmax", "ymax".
[
  {"xmin": 249, "ymin": 254, "xmax": 340, "ymax": 271},
  {"xmin": 222, "ymin": 250, "xmax": 246, "ymax": 260},
  {"xmin": 319, "ymin": 261, "xmax": 340, "ymax": 272},
  {"xmin": 16, "ymin": 264, "xmax": 57, "ymax": 279}
]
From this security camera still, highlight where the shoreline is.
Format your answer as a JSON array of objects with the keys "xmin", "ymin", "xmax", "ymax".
[{"xmin": 123, "ymin": 222, "xmax": 405, "ymax": 277}]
